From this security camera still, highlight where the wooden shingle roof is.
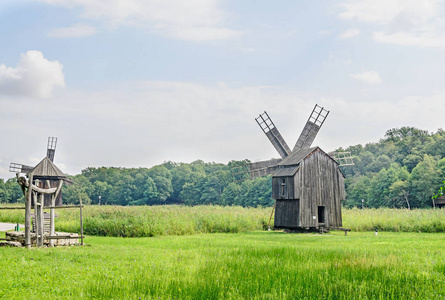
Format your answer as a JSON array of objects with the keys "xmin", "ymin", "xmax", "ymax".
[
  {"xmin": 277, "ymin": 147, "xmax": 318, "ymax": 166},
  {"xmin": 29, "ymin": 157, "xmax": 66, "ymax": 179},
  {"xmin": 278, "ymin": 146, "xmax": 340, "ymax": 166},
  {"xmin": 272, "ymin": 166, "xmax": 300, "ymax": 177},
  {"xmin": 273, "ymin": 146, "xmax": 345, "ymax": 178}
]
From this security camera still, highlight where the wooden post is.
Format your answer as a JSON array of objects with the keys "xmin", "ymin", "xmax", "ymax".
[
  {"xmin": 39, "ymin": 193, "xmax": 44, "ymax": 247},
  {"xmin": 50, "ymin": 180, "xmax": 63, "ymax": 247},
  {"xmin": 268, "ymin": 201, "xmax": 276, "ymax": 230},
  {"xmin": 34, "ymin": 194, "xmax": 38, "ymax": 246},
  {"xmin": 50, "ymin": 192, "xmax": 55, "ymax": 247},
  {"xmin": 35, "ymin": 192, "xmax": 43, "ymax": 247},
  {"xmin": 25, "ymin": 174, "xmax": 33, "ymax": 248},
  {"xmin": 79, "ymin": 198, "xmax": 84, "ymax": 246},
  {"xmin": 34, "ymin": 192, "xmax": 39, "ymax": 247}
]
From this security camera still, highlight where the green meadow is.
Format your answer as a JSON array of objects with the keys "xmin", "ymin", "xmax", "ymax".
[
  {"xmin": 1, "ymin": 206, "xmax": 445, "ymax": 299},
  {"xmin": 0, "ymin": 231, "xmax": 444, "ymax": 299}
]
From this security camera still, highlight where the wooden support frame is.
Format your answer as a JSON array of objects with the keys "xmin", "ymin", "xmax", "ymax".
[
  {"xmin": 1, "ymin": 188, "xmax": 84, "ymax": 247},
  {"xmin": 25, "ymin": 174, "xmax": 33, "ymax": 249}
]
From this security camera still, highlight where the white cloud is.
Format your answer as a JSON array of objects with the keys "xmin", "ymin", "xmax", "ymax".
[
  {"xmin": 2, "ymin": 80, "xmax": 445, "ymax": 179},
  {"xmin": 339, "ymin": 0, "xmax": 439, "ymax": 24},
  {"xmin": 48, "ymin": 24, "xmax": 98, "ymax": 38},
  {"xmin": 35, "ymin": 0, "xmax": 241, "ymax": 41},
  {"xmin": 0, "ymin": 50, "xmax": 65, "ymax": 98},
  {"xmin": 338, "ymin": 28, "xmax": 360, "ymax": 39},
  {"xmin": 373, "ymin": 31, "xmax": 445, "ymax": 48},
  {"xmin": 340, "ymin": 0, "xmax": 445, "ymax": 48},
  {"xmin": 350, "ymin": 71, "xmax": 382, "ymax": 84}
]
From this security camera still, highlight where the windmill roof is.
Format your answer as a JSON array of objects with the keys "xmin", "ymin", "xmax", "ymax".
[
  {"xmin": 28, "ymin": 157, "xmax": 66, "ymax": 178},
  {"xmin": 272, "ymin": 166, "xmax": 300, "ymax": 177},
  {"xmin": 277, "ymin": 147, "xmax": 318, "ymax": 166},
  {"xmin": 277, "ymin": 146, "xmax": 340, "ymax": 166}
]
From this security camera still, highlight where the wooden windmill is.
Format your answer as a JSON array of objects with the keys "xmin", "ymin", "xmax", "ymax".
[
  {"xmin": 250, "ymin": 104, "xmax": 352, "ymax": 231},
  {"xmin": 9, "ymin": 137, "xmax": 68, "ymax": 247},
  {"xmin": 9, "ymin": 137, "xmax": 63, "ymax": 206}
]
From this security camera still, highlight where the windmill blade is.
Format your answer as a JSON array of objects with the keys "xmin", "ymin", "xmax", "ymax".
[
  {"xmin": 256, "ymin": 112, "xmax": 292, "ymax": 159},
  {"xmin": 230, "ymin": 162, "xmax": 251, "ymax": 182},
  {"xmin": 249, "ymin": 158, "xmax": 282, "ymax": 179},
  {"xmin": 47, "ymin": 137, "xmax": 57, "ymax": 162},
  {"xmin": 9, "ymin": 162, "xmax": 33, "ymax": 174},
  {"xmin": 329, "ymin": 151, "xmax": 354, "ymax": 167},
  {"xmin": 293, "ymin": 104, "xmax": 329, "ymax": 151}
]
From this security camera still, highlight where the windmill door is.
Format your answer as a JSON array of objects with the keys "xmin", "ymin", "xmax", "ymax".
[{"xmin": 274, "ymin": 199, "xmax": 300, "ymax": 228}]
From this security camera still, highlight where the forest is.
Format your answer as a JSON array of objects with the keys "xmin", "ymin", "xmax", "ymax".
[{"xmin": 1, "ymin": 126, "xmax": 445, "ymax": 209}]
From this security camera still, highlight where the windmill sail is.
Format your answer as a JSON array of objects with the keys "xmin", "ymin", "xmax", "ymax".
[
  {"xmin": 249, "ymin": 158, "xmax": 282, "ymax": 178},
  {"xmin": 9, "ymin": 162, "xmax": 34, "ymax": 174},
  {"xmin": 256, "ymin": 112, "xmax": 291, "ymax": 159},
  {"xmin": 330, "ymin": 151, "xmax": 354, "ymax": 166},
  {"xmin": 47, "ymin": 137, "xmax": 57, "ymax": 162},
  {"xmin": 293, "ymin": 104, "xmax": 329, "ymax": 151}
]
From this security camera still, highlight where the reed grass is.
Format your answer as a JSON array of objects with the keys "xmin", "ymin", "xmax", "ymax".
[
  {"xmin": 1, "ymin": 205, "xmax": 444, "ymax": 237},
  {"xmin": 343, "ymin": 207, "xmax": 445, "ymax": 232},
  {"xmin": 0, "ymin": 205, "xmax": 271, "ymax": 237}
]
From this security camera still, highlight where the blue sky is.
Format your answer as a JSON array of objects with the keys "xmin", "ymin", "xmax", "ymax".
[{"xmin": 1, "ymin": 0, "xmax": 445, "ymax": 179}]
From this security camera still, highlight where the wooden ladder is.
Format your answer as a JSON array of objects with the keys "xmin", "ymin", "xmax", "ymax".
[{"xmin": 31, "ymin": 212, "xmax": 57, "ymax": 233}]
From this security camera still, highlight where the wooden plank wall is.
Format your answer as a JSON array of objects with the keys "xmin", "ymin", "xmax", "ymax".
[
  {"xmin": 299, "ymin": 149, "xmax": 344, "ymax": 228},
  {"xmin": 272, "ymin": 176, "xmax": 295, "ymax": 200},
  {"xmin": 274, "ymin": 199, "xmax": 300, "ymax": 228}
]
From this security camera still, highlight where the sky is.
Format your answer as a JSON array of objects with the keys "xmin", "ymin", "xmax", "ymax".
[{"xmin": 1, "ymin": 0, "xmax": 445, "ymax": 180}]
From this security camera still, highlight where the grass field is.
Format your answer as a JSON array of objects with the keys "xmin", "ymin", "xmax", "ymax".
[
  {"xmin": 0, "ymin": 231, "xmax": 444, "ymax": 299},
  {"xmin": 1, "ymin": 205, "xmax": 445, "ymax": 236},
  {"xmin": 0, "ymin": 205, "xmax": 272, "ymax": 237}
]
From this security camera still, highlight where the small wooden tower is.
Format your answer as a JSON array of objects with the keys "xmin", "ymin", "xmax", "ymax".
[
  {"xmin": 249, "ymin": 105, "xmax": 352, "ymax": 231},
  {"xmin": 9, "ymin": 137, "xmax": 69, "ymax": 247},
  {"xmin": 272, "ymin": 147, "xmax": 345, "ymax": 230},
  {"xmin": 10, "ymin": 137, "xmax": 63, "ymax": 206}
]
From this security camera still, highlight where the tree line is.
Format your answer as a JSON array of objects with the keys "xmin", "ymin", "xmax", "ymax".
[
  {"xmin": 1, "ymin": 126, "xmax": 445, "ymax": 208},
  {"xmin": 0, "ymin": 160, "xmax": 273, "ymax": 207},
  {"xmin": 341, "ymin": 127, "xmax": 445, "ymax": 208},
  {"xmin": 61, "ymin": 160, "xmax": 273, "ymax": 207}
]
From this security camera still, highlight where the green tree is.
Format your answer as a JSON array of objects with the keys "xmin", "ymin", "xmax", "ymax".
[
  {"xmin": 63, "ymin": 176, "xmax": 92, "ymax": 205},
  {"xmin": 221, "ymin": 182, "xmax": 241, "ymax": 206},
  {"xmin": 344, "ymin": 176, "xmax": 371, "ymax": 208},
  {"xmin": 143, "ymin": 177, "xmax": 158, "ymax": 205},
  {"xmin": 148, "ymin": 165, "xmax": 173, "ymax": 202},
  {"xmin": 410, "ymin": 155, "xmax": 440, "ymax": 208},
  {"xmin": 0, "ymin": 179, "xmax": 7, "ymax": 203},
  {"xmin": 389, "ymin": 180, "xmax": 411, "ymax": 209},
  {"xmin": 5, "ymin": 178, "xmax": 25, "ymax": 203}
]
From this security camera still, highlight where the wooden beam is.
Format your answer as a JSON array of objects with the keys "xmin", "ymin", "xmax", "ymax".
[
  {"xmin": 25, "ymin": 174, "xmax": 33, "ymax": 249},
  {"xmin": 32, "ymin": 185, "xmax": 57, "ymax": 194},
  {"xmin": 53, "ymin": 180, "xmax": 63, "ymax": 200},
  {"xmin": 0, "ymin": 207, "xmax": 26, "ymax": 210},
  {"xmin": 18, "ymin": 176, "xmax": 57, "ymax": 194},
  {"xmin": 44, "ymin": 205, "xmax": 84, "ymax": 209},
  {"xmin": 39, "ymin": 193, "xmax": 44, "ymax": 247},
  {"xmin": 16, "ymin": 174, "xmax": 26, "ymax": 196},
  {"xmin": 80, "ymin": 198, "xmax": 84, "ymax": 246},
  {"xmin": 0, "ymin": 205, "xmax": 83, "ymax": 210},
  {"xmin": 50, "ymin": 193, "xmax": 55, "ymax": 247},
  {"xmin": 45, "ymin": 236, "xmax": 84, "ymax": 240}
]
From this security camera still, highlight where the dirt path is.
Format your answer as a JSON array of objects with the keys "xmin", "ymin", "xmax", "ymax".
[{"xmin": 0, "ymin": 223, "xmax": 23, "ymax": 231}]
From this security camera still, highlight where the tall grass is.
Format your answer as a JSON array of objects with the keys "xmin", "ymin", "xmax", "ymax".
[
  {"xmin": 1, "ymin": 205, "xmax": 444, "ymax": 236},
  {"xmin": 343, "ymin": 207, "xmax": 445, "ymax": 232},
  {"xmin": 0, "ymin": 205, "xmax": 271, "ymax": 237}
]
